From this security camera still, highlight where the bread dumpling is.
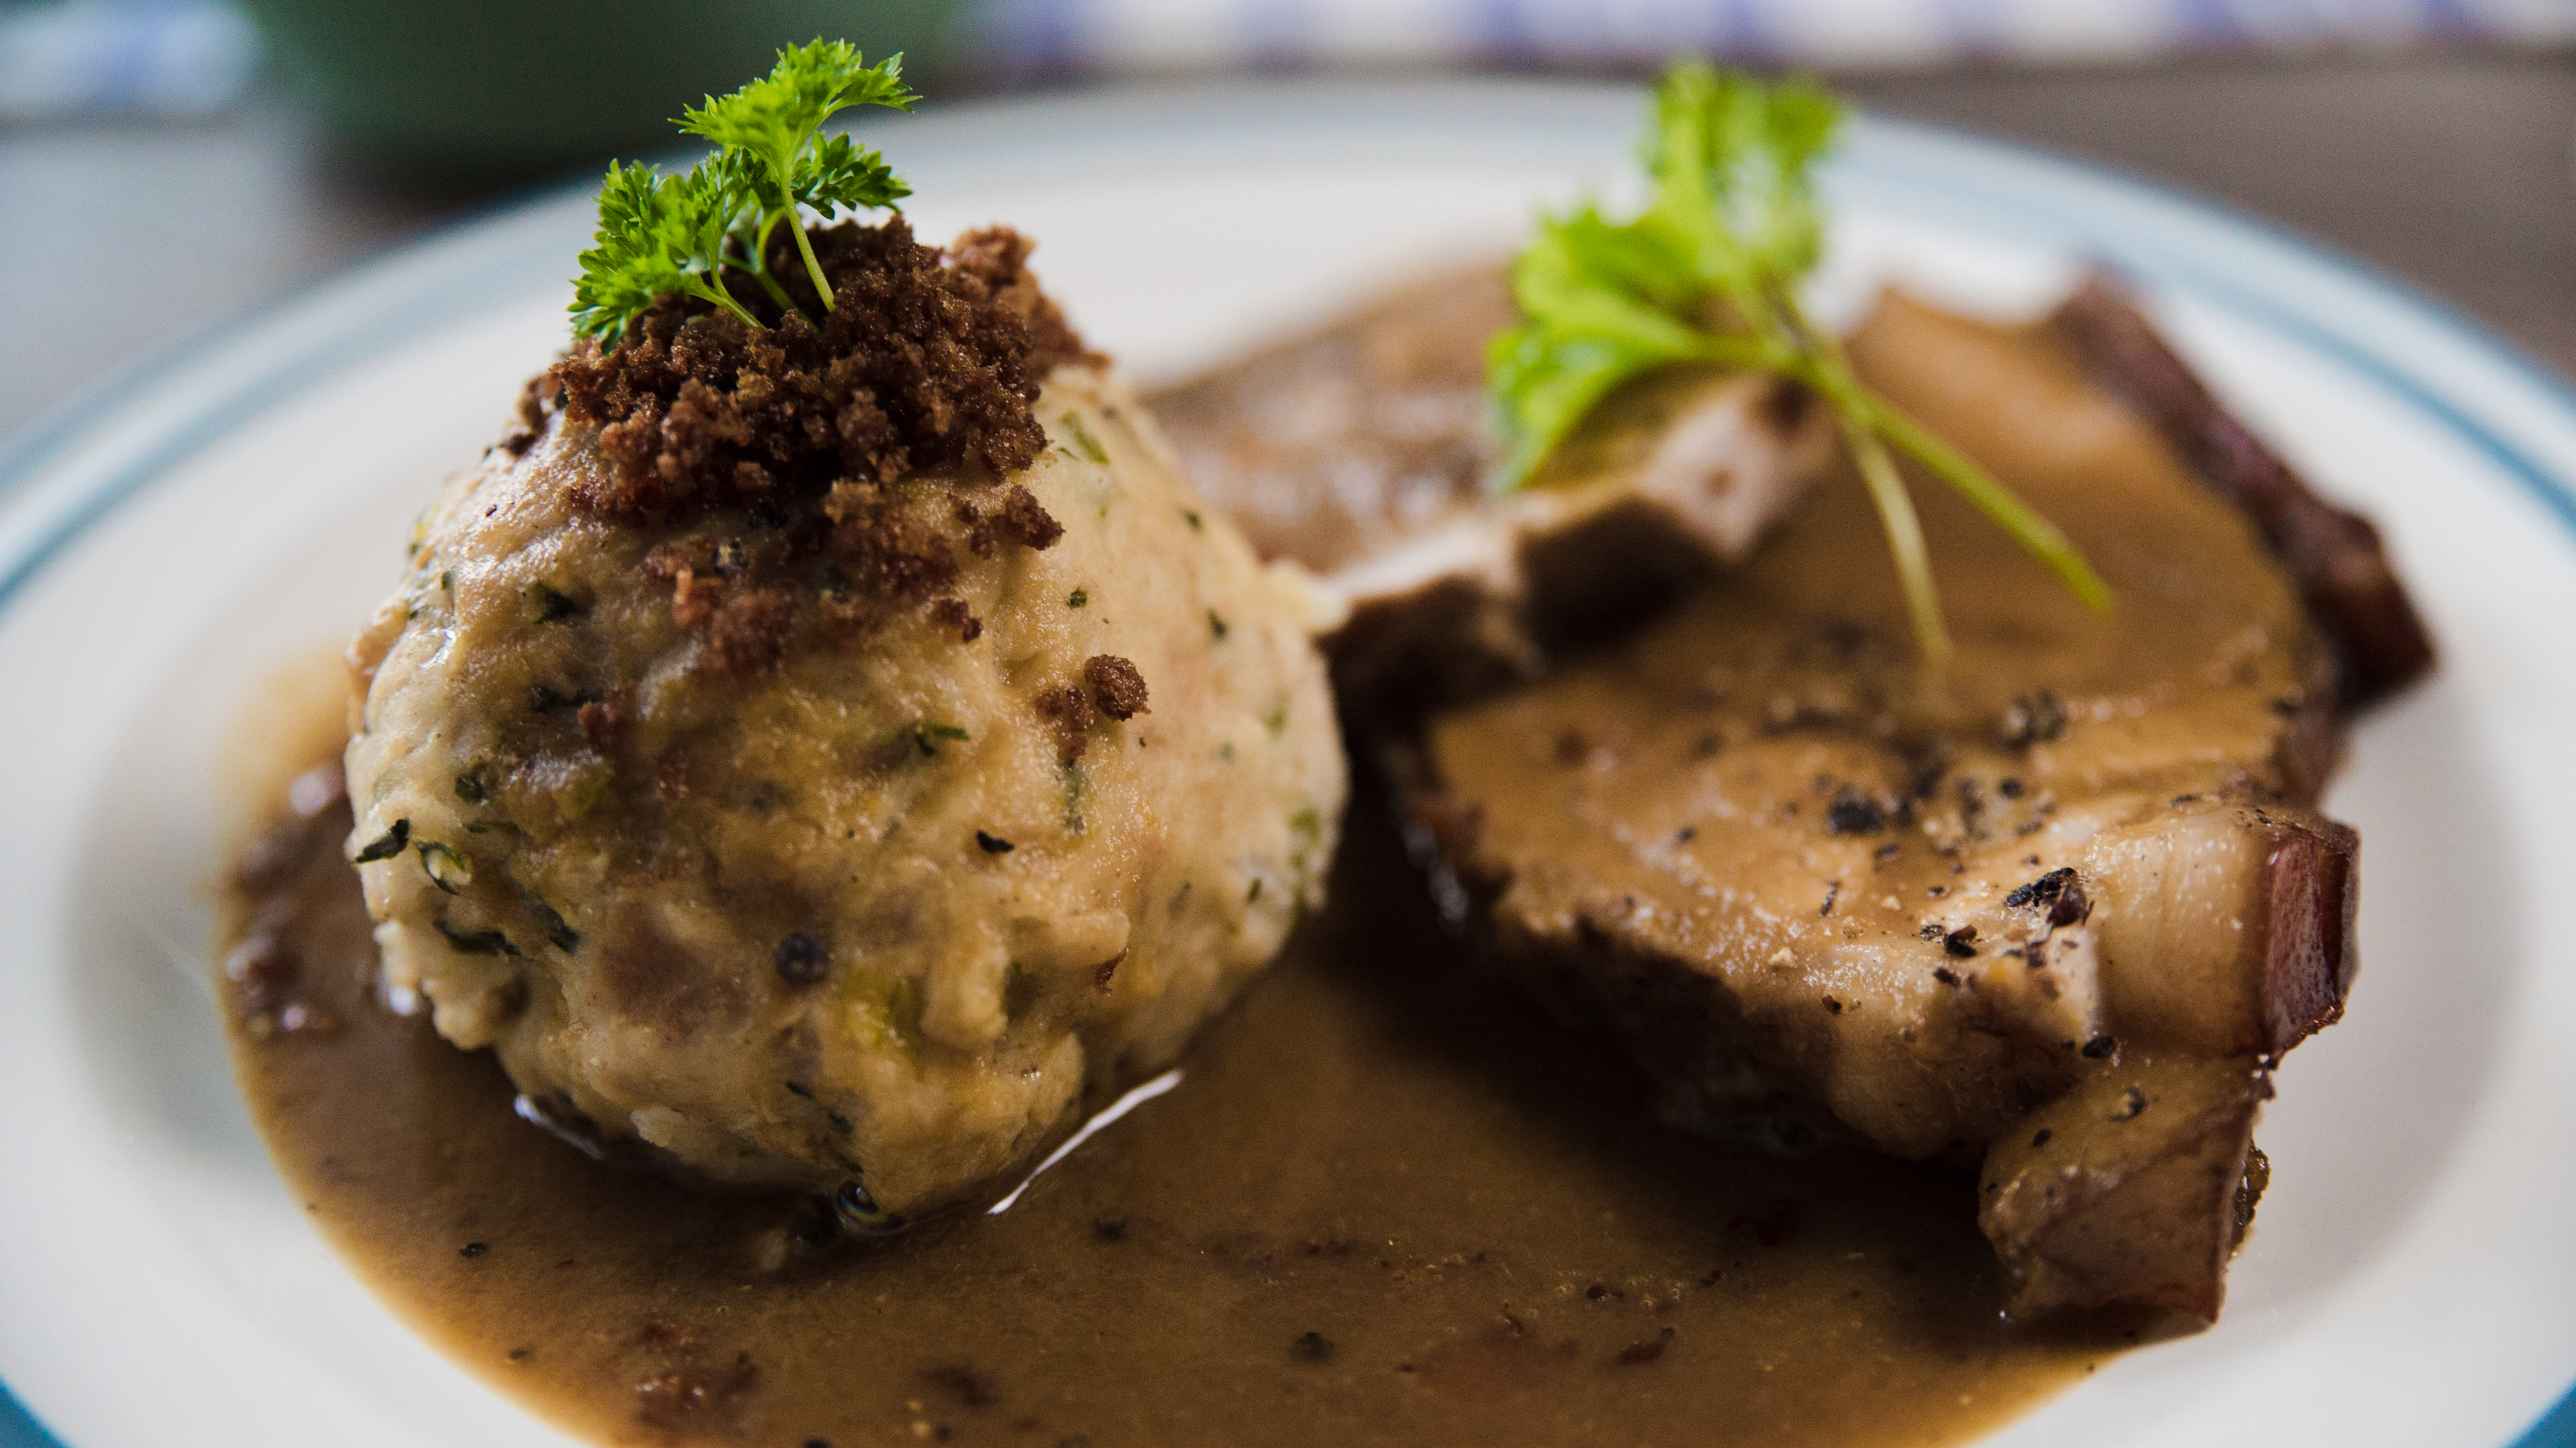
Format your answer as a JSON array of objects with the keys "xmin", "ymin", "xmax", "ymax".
[{"xmin": 343, "ymin": 220, "xmax": 1344, "ymax": 1219}]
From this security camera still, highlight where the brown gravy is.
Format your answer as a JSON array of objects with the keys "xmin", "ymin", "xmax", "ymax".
[
  {"xmin": 210, "ymin": 277, "xmax": 2230, "ymax": 1447},
  {"xmin": 223, "ymin": 764, "xmax": 2158, "ymax": 1447}
]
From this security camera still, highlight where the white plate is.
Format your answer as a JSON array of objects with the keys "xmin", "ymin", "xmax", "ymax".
[{"xmin": 1, "ymin": 78, "xmax": 2571, "ymax": 1448}]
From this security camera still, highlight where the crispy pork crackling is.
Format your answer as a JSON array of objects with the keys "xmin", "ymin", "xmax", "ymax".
[{"xmin": 343, "ymin": 221, "xmax": 1345, "ymax": 1217}]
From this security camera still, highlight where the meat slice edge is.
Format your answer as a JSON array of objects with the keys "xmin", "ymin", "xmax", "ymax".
[
  {"xmin": 2052, "ymin": 276, "xmax": 2436, "ymax": 705},
  {"xmin": 1978, "ymin": 1054, "xmax": 2273, "ymax": 1322}
]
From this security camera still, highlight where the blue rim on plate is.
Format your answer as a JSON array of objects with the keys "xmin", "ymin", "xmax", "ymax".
[{"xmin": 0, "ymin": 83, "xmax": 2569, "ymax": 1448}]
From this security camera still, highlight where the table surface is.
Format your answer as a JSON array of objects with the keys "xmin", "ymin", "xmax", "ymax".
[{"xmin": 0, "ymin": 48, "xmax": 2569, "ymax": 445}]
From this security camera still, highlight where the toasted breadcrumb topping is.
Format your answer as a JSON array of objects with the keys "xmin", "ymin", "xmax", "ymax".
[
  {"xmin": 513, "ymin": 217, "xmax": 1100, "ymax": 676},
  {"xmin": 1035, "ymin": 654, "xmax": 1153, "ymax": 760}
]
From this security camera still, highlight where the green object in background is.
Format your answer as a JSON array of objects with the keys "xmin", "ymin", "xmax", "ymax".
[{"xmin": 236, "ymin": 0, "xmax": 969, "ymax": 180}]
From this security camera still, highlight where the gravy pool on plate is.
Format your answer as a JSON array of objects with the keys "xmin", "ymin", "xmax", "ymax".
[{"xmin": 223, "ymin": 760, "xmax": 2156, "ymax": 1448}]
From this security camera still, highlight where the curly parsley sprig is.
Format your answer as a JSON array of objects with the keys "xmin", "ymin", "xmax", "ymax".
[
  {"xmin": 569, "ymin": 41, "xmax": 917, "ymax": 347},
  {"xmin": 1489, "ymin": 62, "xmax": 2109, "ymax": 661}
]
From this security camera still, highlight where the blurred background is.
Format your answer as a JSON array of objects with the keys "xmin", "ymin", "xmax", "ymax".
[{"xmin": 2, "ymin": 0, "xmax": 2572, "ymax": 441}]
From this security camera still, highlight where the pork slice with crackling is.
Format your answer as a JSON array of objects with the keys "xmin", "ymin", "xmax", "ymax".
[{"xmin": 1389, "ymin": 285, "xmax": 2425, "ymax": 1322}]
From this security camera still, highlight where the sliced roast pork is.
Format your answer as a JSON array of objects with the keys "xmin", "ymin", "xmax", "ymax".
[
  {"xmin": 1391, "ymin": 288, "xmax": 2425, "ymax": 1319},
  {"xmin": 1156, "ymin": 265, "xmax": 2427, "ymax": 1320}
]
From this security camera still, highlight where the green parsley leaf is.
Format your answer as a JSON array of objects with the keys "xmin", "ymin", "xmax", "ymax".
[
  {"xmin": 570, "ymin": 41, "xmax": 915, "ymax": 347},
  {"xmin": 676, "ymin": 39, "xmax": 917, "ymax": 313},
  {"xmin": 798, "ymin": 131, "xmax": 911, "ymax": 216},
  {"xmin": 1491, "ymin": 60, "xmax": 2109, "ymax": 660},
  {"xmin": 570, "ymin": 160, "xmax": 757, "ymax": 346}
]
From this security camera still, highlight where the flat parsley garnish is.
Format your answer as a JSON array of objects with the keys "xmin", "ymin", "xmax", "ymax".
[
  {"xmin": 569, "ymin": 40, "xmax": 917, "ymax": 347},
  {"xmin": 1489, "ymin": 61, "xmax": 2109, "ymax": 659}
]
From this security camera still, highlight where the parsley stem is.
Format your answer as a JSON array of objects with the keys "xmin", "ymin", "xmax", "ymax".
[
  {"xmin": 1798, "ymin": 306, "xmax": 1955, "ymax": 658},
  {"xmin": 685, "ymin": 275, "xmax": 762, "ymax": 332},
  {"xmin": 1783, "ymin": 298, "xmax": 2111, "ymax": 627},
  {"xmin": 1690, "ymin": 333, "xmax": 1781, "ymax": 372},
  {"xmin": 1846, "ymin": 384, "xmax": 2113, "ymax": 614},
  {"xmin": 742, "ymin": 213, "xmax": 804, "ymax": 315},
  {"xmin": 733, "ymin": 239, "xmax": 799, "ymax": 315},
  {"xmin": 790, "ymin": 219, "xmax": 837, "ymax": 314},
  {"xmin": 1841, "ymin": 411, "xmax": 1950, "ymax": 662}
]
